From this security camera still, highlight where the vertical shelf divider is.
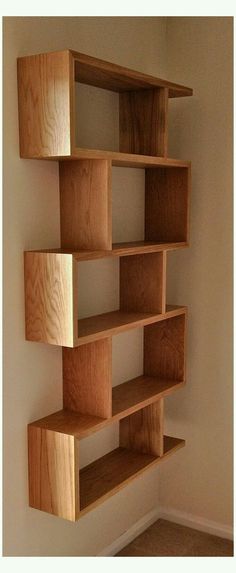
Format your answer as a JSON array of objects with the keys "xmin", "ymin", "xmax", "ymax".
[
  {"xmin": 119, "ymin": 87, "xmax": 168, "ymax": 156},
  {"xmin": 60, "ymin": 159, "xmax": 112, "ymax": 251}
]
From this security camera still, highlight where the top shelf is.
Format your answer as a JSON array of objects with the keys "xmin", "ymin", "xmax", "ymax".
[
  {"xmin": 17, "ymin": 49, "xmax": 193, "ymax": 159},
  {"xmin": 70, "ymin": 50, "xmax": 193, "ymax": 98}
]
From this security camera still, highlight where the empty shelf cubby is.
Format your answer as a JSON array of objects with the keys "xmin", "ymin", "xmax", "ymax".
[
  {"xmin": 28, "ymin": 401, "xmax": 185, "ymax": 521},
  {"xmin": 63, "ymin": 312, "xmax": 186, "ymax": 419},
  {"xmin": 24, "ymin": 250, "xmax": 170, "ymax": 347},
  {"xmin": 17, "ymin": 50, "xmax": 193, "ymax": 161},
  {"xmin": 59, "ymin": 159, "xmax": 190, "ymax": 253}
]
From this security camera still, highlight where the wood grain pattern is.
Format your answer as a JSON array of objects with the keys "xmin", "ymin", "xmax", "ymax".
[
  {"xmin": 25, "ymin": 241, "xmax": 188, "ymax": 262},
  {"xmin": 24, "ymin": 252, "xmax": 77, "ymax": 346},
  {"xmin": 68, "ymin": 148, "xmax": 191, "ymax": 168},
  {"xmin": 120, "ymin": 400, "xmax": 164, "ymax": 456},
  {"xmin": 144, "ymin": 314, "xmax": 186, "ymax": 381},
  {"xmin": 79, "ymin": 436, "xmax": 185, "ymax": 514},
  {"xmin": 71, "ymin": 50, "xmax": 193, "ymax": 97},
  {"xmin": 120, "ymin": 252, "xmax": 165, "ymax": 314},
  {"xmin": 28, "ymin": 426, "xmax": 79, "ymax": 521},
  {"xmin": 29, "ymin": 410, "xmax": 107, "ymax": 440},
  {"xmin": 112, "ymin": 376, "xmax": 184, "ymax": 418},
  {"xmin": 119, "ymin": 88, "xmax": 168, "ymax": 156},
  {"xmin": 63, "ymin": 338, "xmax": 112, "ymax": 418},
  {"xmin": 29, "ymin": 379, "xmax": 185, "ymax": 441},
  {"xmin": 77, "ymin": 306, "xmax": 186, "ymax": 346},
  {"xmin": 17, "ymin": 51, "xmax": 73, "ymax": 158},
  {"xmin": 145, "ymin": 167, "xmax": 190, "ymax": 243},
  {"xmin": 60, "ymin": 159, "xmax": 112, "ymax": 250}
]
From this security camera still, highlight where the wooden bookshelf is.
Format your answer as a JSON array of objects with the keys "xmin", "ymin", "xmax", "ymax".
[{"xmin": 18, "ymin": 49, "xmax": 192, "ymax": 521}]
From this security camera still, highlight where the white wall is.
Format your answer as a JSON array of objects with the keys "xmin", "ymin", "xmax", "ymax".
[
  {"xmin": 3, "ymin": 16, "xmax": 167, "ymax": 556},
  {"xmin": 161, "ymin": 17, "xmax": 233, "ymax": 527}
]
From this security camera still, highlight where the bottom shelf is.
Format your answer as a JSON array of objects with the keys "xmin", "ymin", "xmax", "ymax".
[{"xmin": 79, "ymin": 435, "xmax": 185, "ymax": 514}]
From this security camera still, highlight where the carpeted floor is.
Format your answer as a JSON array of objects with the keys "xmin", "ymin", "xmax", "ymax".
[{"xmin": 116, "ymin": 519, "xmax": 233, "ymax": 557}]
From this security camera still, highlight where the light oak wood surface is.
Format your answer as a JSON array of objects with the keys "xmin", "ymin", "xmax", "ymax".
[
  {"xmin": 120, "ymin": 400, "xmax": 164, "ymax": 456},
  {"xmin": 60, "ymin": 159, "xmax": 112, "ymax": 250},
  {"xmin": 77, "ymin": 305, "xmax": 186, "ymax": 346},
  {"xmin": 63, "ymin": 338, "xmax": 112, "ymax": 418},
  {"xmin": 145, "ymin": 167, "xmax": 190, "ymax": 243},
  {"xmin": 25, "ymin": 241, "xmax": 188, "ymax": 261},
  {"xmin": 112, "ymin": 376, "xmax": 184, "ymax": 418},
  {"xmin": 144, "ymin": 314, "xmax": 186, "ymax": 381},
  {"xmin": 28, "ymin": 426, "xmax": 79, "ymax": 521},
  {"xmin": 18, "ymin": 51, "xmax": 73, "ymax": 158},
  {"xmin": 79, "ymin": 436, "xmax": 185, "ymax": 515},
  {"xmin": 120, "ymin": 88, "xmax": 168, "ymax": 157},
  {"xmin": 71, "ymin": 50, "xmax": 193, "ymax": 97},
  {"xmin": 120, "ymin": 252, "xmax": 165, "ymax": 314},
  {"xmin": 20, "ymin": 48, "xmax": 191, "ymax": 521},
  {"xmin": 17, "ymin": 50, "xmax": 192, "ymax": 159},
  {"xmin": 28, "ymin": 147, "xmax": 191, "ymax": 165},
  {"xmin": 29, "ymin": 378, "xmax": 185, "ymax": 440},
  {"xmin": 24, "ymin": 252, "xmax": 77, "ymax": 346},
  {"xmin": 59, "ymin": 148, "xmax": 191, "ymax": 166}
]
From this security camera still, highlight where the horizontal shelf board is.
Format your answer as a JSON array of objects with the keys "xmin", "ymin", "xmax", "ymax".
[
  {"xmin": 29, "ymin": 409, "xmax": 105, "ymax": 438},
  {"xmin": 79, "ymin": 436, "xmax": 185, "ymax": 513},
  {"xmin": 29, "ymin": 377, "xmax": 185, "ymax": 440},
  {"xmin": 25, "ymin": 241, "xmax": 188, "ymax": 261},
  {"xmin": 112, "ymin": 241, "xmax": 188, "ymax": 257},
  {"xmin": 112, "ymin": 376, "xmax": 185, "ymax": 418},
  {"xmin": 70, "ymin": 50, "xmax": 193, "ymax": 98},
  {"xmin": 66, "ymin": 148, "xmax": 191, "ymax": 167},
  {"xmin": 77, "ymin": 305, "xmax": 187, "ymax": 346}
]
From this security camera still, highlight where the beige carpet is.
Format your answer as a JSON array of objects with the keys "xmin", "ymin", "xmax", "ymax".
[{"xmin": 116, "ymin": 518, "xmax": 233, "ymax": 557}]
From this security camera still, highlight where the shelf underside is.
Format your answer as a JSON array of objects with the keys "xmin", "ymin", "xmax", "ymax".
[
  {"xmin": 71, "ymin": 50, "xmax": 193, "ymax": 97},
  {"xmin": 79, "ymin": 436, "xmax": 185, "ymax": 513},
  {"xmin": 31, "ymin": 241, "xmax": 188, "ymax": 261},
  {"xmin": 30, "ymin": 376, "xmax": 185, "ymax": 439},
  {"xmin": 77, "ymin": 305, "xmax": 186, "ymax": 345}
]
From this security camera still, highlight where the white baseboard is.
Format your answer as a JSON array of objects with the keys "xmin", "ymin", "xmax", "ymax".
[
  {"xmin": 98, "ymin": 505, "xmax": 233, "ymax": 556},
  {"xmin": 159, "ymin": 506, "xmax": 233, "ymax": 541},
  {"xmin": 98, "ymin": 506, "xmax": 161, "ymax": 556}
]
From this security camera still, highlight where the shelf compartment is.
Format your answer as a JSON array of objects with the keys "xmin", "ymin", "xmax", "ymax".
[
  {"xmin": 77, "ymin": 305, "xmax": 185, "ymax": 346},
  {"xmin": 28, "ymin": 414, "xmax": 185, "ymax": 521},
  {"xmin": 112, "ymin": 376, "xmax": 185, "ymax": 418},
  {"xmin": 18, "ymin": 50, "xmax": 192, "ymax": 160},
  {"xmin": 63, "ymin": 309, "xmax": 186, "ymax": 420},
  {"xmin": 79, "ymin": 436, "xmax": 185, "ymax": 514},
  {"xmin": 24, "ymin": 251, "xmax": 168, "ymax": 347},
  {"xmin": 59, "ymin": 160, "xmax": 190, "ymax": 252},
  {"xmin": 28, "ymin": 379, "xmax": 185, "ymax": 441}
]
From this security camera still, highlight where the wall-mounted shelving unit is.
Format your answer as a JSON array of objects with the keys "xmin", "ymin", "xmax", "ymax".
[{"xmin": 18, "ymin": 49, "xmax": 192, "ymax": 521}]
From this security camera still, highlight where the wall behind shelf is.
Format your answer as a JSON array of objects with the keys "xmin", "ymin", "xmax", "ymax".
[
  {"xmin": 163, "ymin": 17, "xmax": 233, "ymax": 527},
  {"xmin": 3, "ymin": 16, "xmax": 167, "ymax": 556}
]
